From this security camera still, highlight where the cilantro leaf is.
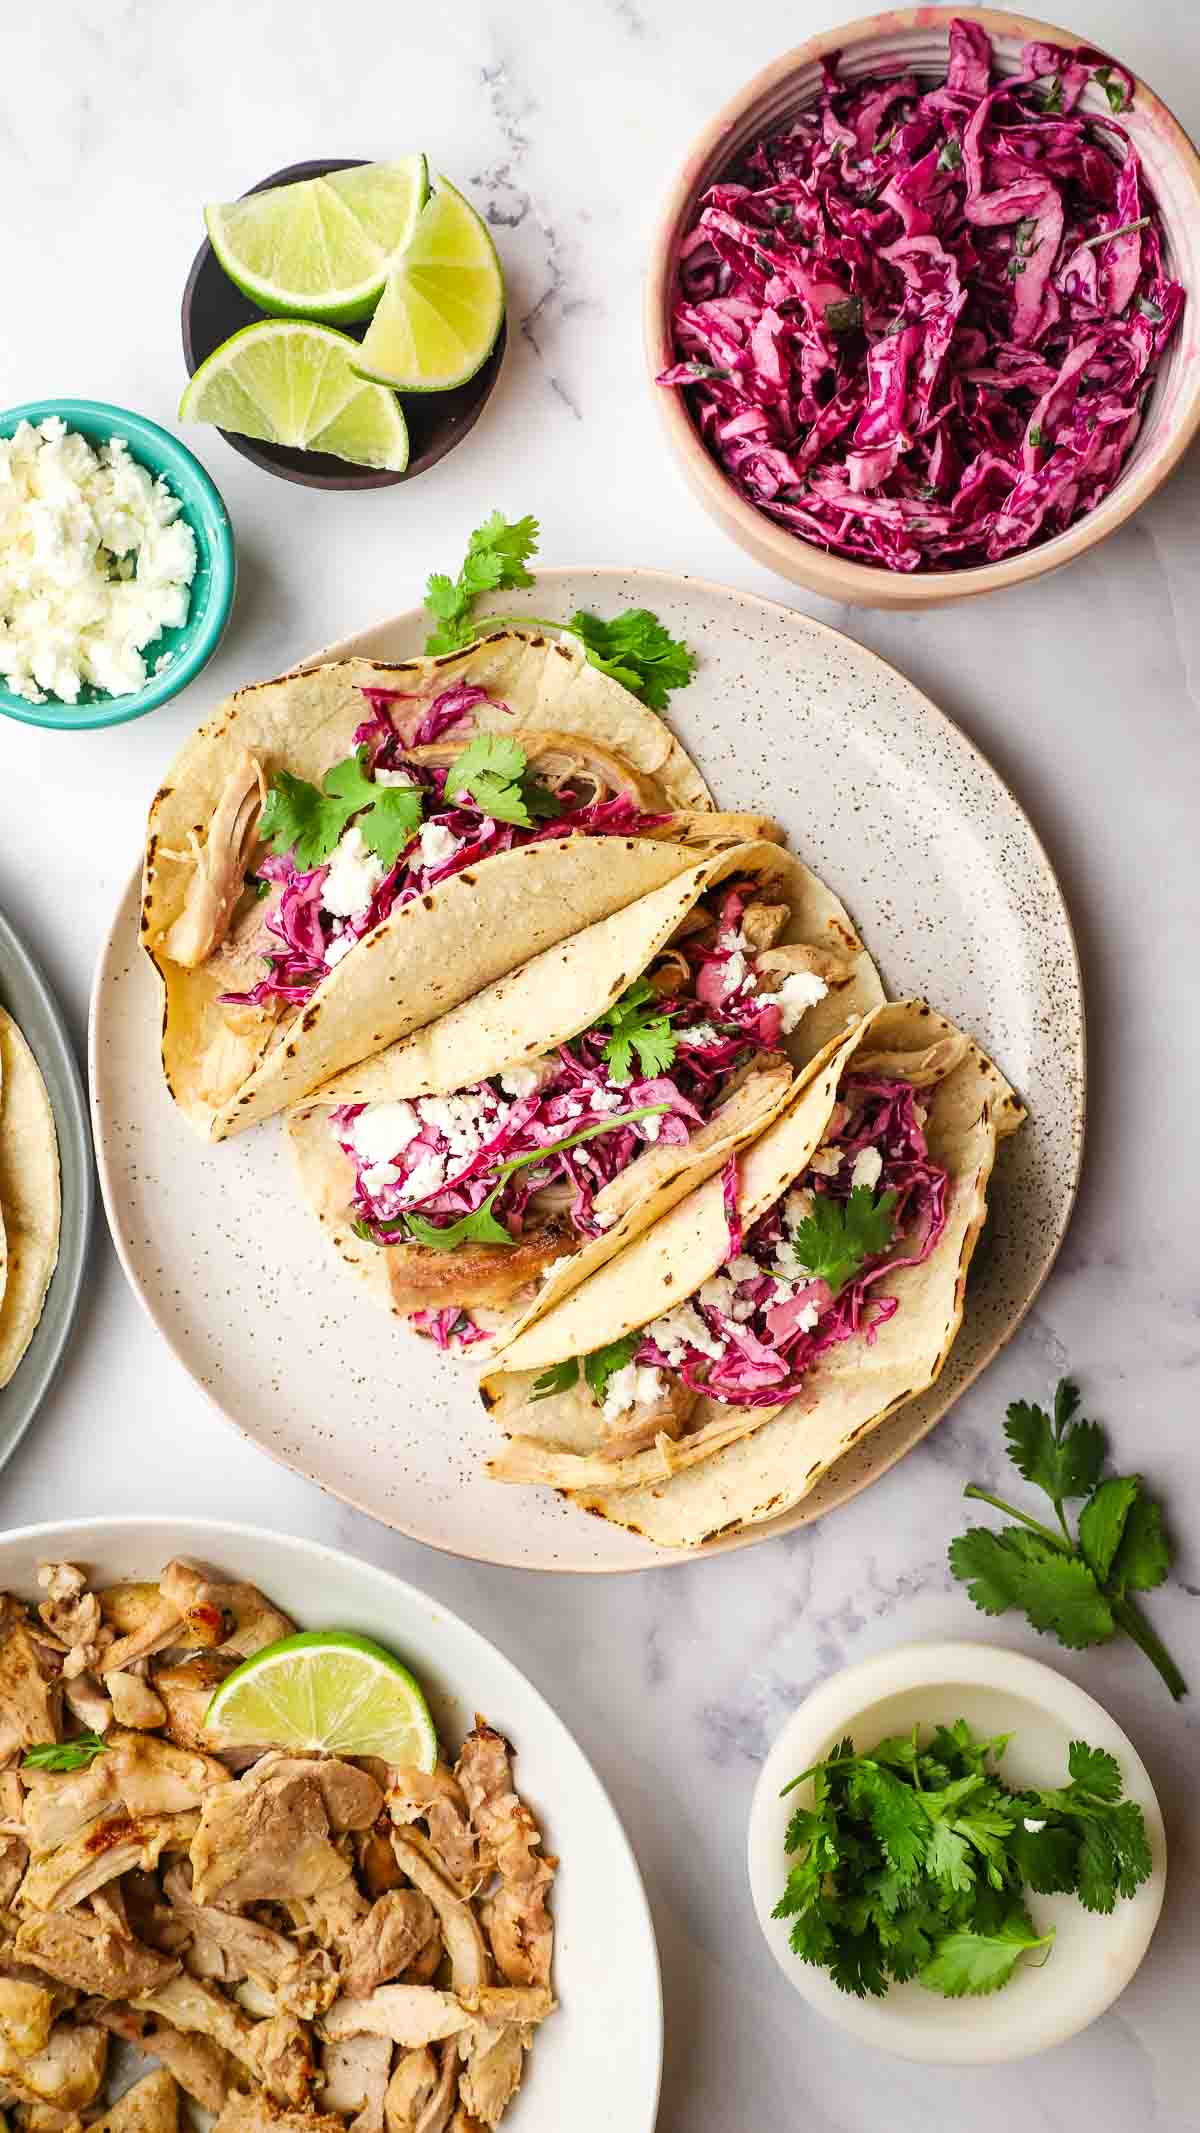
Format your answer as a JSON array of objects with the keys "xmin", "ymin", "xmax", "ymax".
[
  {"xmin": 1094, "ymin": 65, "xmax": 1128, "ymax": 114},
  {"xmin": 955, "ymin": 1377, "xmax": 1186, "ymax": 1701},
  {"xmin": 1065, "ymin": 1741, "xmax": 1123, "ymax": 1801},
  {"xmin": 919, "ymin": 1910, "xmax": 1053, "ymax": 1997},
  {"xmin": 24, "ymin": 1731, "xmax": 110, "ymax": 1771},
  {"xmin": 423, "ymin": 512, "xmax": 540, "ymax": 654},
  {"xmin": 938, "ymin": 136, "xmax": 963, "ymax": 171},
  {"xmin": 948, "ymin": 1527, "xmax": 1115, "ymax": 1648},
  {"xmin": 582, "ymin": 1334, "xmax": 642, "ymax": 1408},
  {"xmin": 597, "ymin": 978, "xmax": 678, "ymax": 1085},
  {"xmin": 443, "ymin": 734, "xmax": 535, "ymax": 827},
  {"xmin": 1077, "ymin": 1474, "xmax": 1140, "ymax": 1584},
  {"xmin": 925, "ymin": 1820, "xmax": 975, "ymax": 1895},
  {"xmin": 1108, "ymin": 1490, "xmax": 1170, "ymax": 1595},
  {"xmin": 1007, "ymin": 1821, "xmax": 1079, "ymax": 1894},
  {"xmin": 847, "ymin": 1764, "xmax": 928, "ymax": 1881},
  {"xmin": 565, "ymin": 608, "xmax": 698, "ymax": 713},
  {"xmin": 790, "ymin": 1186, "xmax": 898, "ymax": 1293},
  {"xmin": 531, "ymin": 1359, "xmax": 580, "ymax": 1401},
  {"xmin": 259, "ymin": 752, "xmax": 423, "ymax": 870},
  {"xmin": 824, "ymin": 296, "xmax": 864, "ymax": 334},
  {"xmin": 402, "ymin": 1190, "xmax": 514, "ymax": 1253},
  {"xmin": 1004, "ymin": 1381, "xmax": 1105, "ymax": 1503}
]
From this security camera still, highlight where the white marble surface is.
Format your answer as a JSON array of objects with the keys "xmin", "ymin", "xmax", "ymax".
[{"xmin": 3, "ymin": 1, "xmax": 1199, "ymax": 2126}]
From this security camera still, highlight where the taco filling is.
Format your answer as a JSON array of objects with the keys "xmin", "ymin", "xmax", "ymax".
[
  {"xmin": 324, "ymin": 876, "xmax": 854, "ymax": 1342},
  {"xmin": 179, "ymin": 681, "xmax": 670, "ymax": 1016},
  {"xmin": 566, "ymin": 1073, "xmax": 949, "ymax": 1450}
]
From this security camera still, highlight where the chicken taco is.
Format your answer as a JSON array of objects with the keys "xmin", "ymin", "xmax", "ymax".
[
  {"xmin": 480, "ymin": 1001, "xmax": 1024, "ymax": 1547},
  {"xmin": 0, "ymin": 1006, "xmax": 62, "ymax": 1390},
  {"xmin": 142, "ymin": 630, "xmax": 765, "ymax": 1140},
  {"xmin": 286, "ymin": 840, "xmax": 884, "ymax": 1355}
]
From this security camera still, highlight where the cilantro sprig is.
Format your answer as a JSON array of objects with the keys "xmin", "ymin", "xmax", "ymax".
[
  {"xmin": 790, "ymin": 1184, "xmax": 898, "ymax": 1292},
  {"xmin": 422, "ymin": 512, "xmax": 697, "ymax": 712},
  {"xmin": 950, "ymin": 1379, "xmax": 1186, "ymax": 1701},
  {"xmin": 531, "ymin": 1332, "xmax": 642, "ymax": 1406},
  {"xmin": 442, "ymin": 734, "xmax": 558, "ymax": 829},
  {"xmin": 24, "ymin": 1730, "xmax": 110, "ymax": 1772},
  {"xmin": 596, "ymin": 979, "xmax": 678, "ymax": 1085},
  {"xmin": 354, "ymin": 1107, "xmax": 669, "ymax": 1256},
  {"xmin": 773, "ymin": 1720, "xmax": 1152, "ymax": 1999},
  {"xmin": 259, "ymin": 750, "xmax": 424, "ymax": 870}
]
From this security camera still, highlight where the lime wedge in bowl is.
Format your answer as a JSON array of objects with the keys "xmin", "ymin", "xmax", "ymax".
[
  {"xmin": 205, "ymin": 1629, "xmax": 437, "ymax": 1768},
  {"xmin": 179, "ymin": 321, "xmax": 409, "ymax": 470},
  {"xmin": 204, "ymin": 155, "xmax": 429, "ymax": 323},
  {"xmin": 352, "ymin": 176, "xmax": 505, "ymax": 392}
]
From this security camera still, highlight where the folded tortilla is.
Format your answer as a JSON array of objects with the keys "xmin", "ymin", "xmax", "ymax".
[
  {"xmin": 286, "ymin": 837, "xmax": 885, "ymax": 1346},
  {"xmin": 0, "ymin": 1008, "xmax": 62, "ymax": 1389},
  {"xmin": 142, "ymin": 631, "xmax": 730, "ymax": 1140},
  {"xmin": 480, "ymin": 1001, "xmax": 1024, "ymax": 1547}
]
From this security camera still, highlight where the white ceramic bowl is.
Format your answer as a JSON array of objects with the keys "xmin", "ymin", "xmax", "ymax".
[
  {"xmin": 747, "ymin": 1641, "xmax": 1166, "ymax": 2063},
  {"xmin": 0, "ymin": 1518, "xmax": 663, "ymax": 2132},
  {"xmin": 646, "ymin": 8, "xmax": 1200, "ymax": 609}
]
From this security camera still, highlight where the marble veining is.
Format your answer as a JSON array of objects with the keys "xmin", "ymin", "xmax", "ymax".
[{"xmin": 2, "ymin": 2, "xmax": 1199, "ymax": 2127}]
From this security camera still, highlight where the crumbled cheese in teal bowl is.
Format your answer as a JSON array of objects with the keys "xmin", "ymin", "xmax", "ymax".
[{"xmin": 0, "ymin": 399, "xmax": 236, "ymax": 731}]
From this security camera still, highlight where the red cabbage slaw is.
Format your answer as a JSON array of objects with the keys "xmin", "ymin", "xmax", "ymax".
[
  {"xmin": 334, "ymin": 882, "xmax": 793, "ymax": 1249},
  {"xmin": 658, "ymin": 18, "xmax": 1184, "ymax": 572},
  {"xmin": 632, "ymin": 1075, "xmax": 950, "ymax": 1405},
  {"xmin": 221, "ymin": 682, "xmax": 665, "ymax": 1012}
]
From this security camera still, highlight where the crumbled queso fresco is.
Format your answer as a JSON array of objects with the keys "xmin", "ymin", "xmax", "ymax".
[{"xmin": 0, "ymin": 417, "xmax": 197, "ymax": 704}]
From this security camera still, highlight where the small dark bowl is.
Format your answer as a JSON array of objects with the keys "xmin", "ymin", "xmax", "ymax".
[{"xmin": 181, "ymin": 156, "xmax": 507, "ymax": 491}]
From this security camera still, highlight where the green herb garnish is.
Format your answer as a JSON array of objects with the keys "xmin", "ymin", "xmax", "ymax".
[
  {"xmin": 24, "ymin": 1731, "xmax": 110, "ymax": 1772},
  {"xmin": 1136, "ymin": 294, "xmax": 1165, "ymax": 323},
  {"xmin": 790, "ymin": 1185, "xmax": 898, "ymax": 1293},
  {"xmin": 773, "ymin": 1720, "xmax": 1152, "ymax": 1999},
  {"xmin": 824, "ymin": 296, "xmax": 864, "ymax": 335},
  {"xmin": 1028, "ymin": 424, "xmax": 1043, "ymax": 447},
  {"xmin": 597, "ymin": 978, "xmax": 678, "ymax": 1085},
  {"xmin": 1094, "ymin": 66, "xmax": 1128, "ymax": 114},
  {"xmin": 532, "ymin": 1331, "xmax": 646, "ymax": 1406},
  {"xmin": 422, "ymin": 513, "xmax": 697, "ymax": 712},
  {"xmin": 950, "ymin": 1379, "xmax": 1186, "ymax": 1701},
  {"xmin": 937, "ymin": 137, "xmax": 963, "ymax": 172},
  {"xmin": 442, "ymin": 734, "xmax": 557, "ymax": 829},
  {"xmin": 259, "ymin": 752, "xmax": 424, "ymax": 869},
  {"xmin": 1079, "ymin": 215, "xmax": 1150, "ymax": 252},
  {"xmin": 1040, "ymin": 74, "xmax": 1064, "ymax": 113}
]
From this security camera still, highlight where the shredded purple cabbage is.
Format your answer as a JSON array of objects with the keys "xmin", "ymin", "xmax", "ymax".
[
  {"xmin": 409, "ymin": 1307, "xmax": 492, "ymax": 1352},
  {"xmin": 658, "ymin": 19, "xmax": 1183, "ymax": 571},
  {"xmin": 635, "ymin": 1075, "xmax": 950, "ymax": 1404},
  {"xmin": 221, "ymin": 683, "xmax": 667, "ymax": 1013}
]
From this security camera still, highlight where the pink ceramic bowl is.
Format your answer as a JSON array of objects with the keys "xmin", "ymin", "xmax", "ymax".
[{"xmin": 645, "ymin": 8, "xmax": 1200, "ymax": 609}]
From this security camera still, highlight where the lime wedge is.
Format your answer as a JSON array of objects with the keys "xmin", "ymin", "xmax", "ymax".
[
  {"xmin": 204, "ymin": 1630, "xmax": 437, "ymax": 1768},
  {"xmin": 179, "ymin": 321, "xmax": 410, "ymax": 471},
  {"xmin": 204, "ymin": 156, "xmax": 430, "ymax": 323},
  {"xmin": 352, "ymin": 177, "xmax": 504, "ymax": 393}
]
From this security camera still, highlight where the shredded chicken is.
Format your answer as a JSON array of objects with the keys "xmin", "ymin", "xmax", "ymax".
[
  {"xmin": 0, "ymin": 1564, "xmax": 555, "ymax": 2129},
  {"xmin": 161, "ymin": 750, "xmax": 266, "ymax": 968}
]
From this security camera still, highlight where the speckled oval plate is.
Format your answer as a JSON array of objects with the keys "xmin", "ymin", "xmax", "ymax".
[{"xmin": 89, "ymin": 570, "xmax": 1083, "ymax": 1572}]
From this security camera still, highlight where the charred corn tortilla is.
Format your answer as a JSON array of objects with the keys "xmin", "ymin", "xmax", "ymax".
[
  {"xmin": 0, "ymin": 1007, "xmax": 61, "ymax": 1389},
  {"xmin": 142, "ymin": 631, "xmax": 725, "ymax": 1142},
  {"xmin": 481, "ymin": 1001, "xmax": 1024, "ymax": 1547},
  {"xmin": 286, "ymin": 837, "xmax": 885, "ymax": 1346}
]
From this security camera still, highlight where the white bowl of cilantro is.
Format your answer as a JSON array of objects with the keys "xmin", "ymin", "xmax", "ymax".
[{"xmin": 747, "ymin": 1641, "xmax": 1165, "ymax": 2062}]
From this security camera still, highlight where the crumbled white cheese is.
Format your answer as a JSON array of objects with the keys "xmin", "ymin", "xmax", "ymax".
[
  {"xmin": 720, "ymin": 951, "xmax": 749, "ymax": 999},
  {"xmin": 727, "ymin": 1255, "xmax": 761, "ymax": 1283},
  {"xmin": 540, "ymin": 1256, "xmax": 574, "ymax": 1281},
  {"xmin": 717, "ymin": 927, "xmax": 748, "ymax": 952},
  {"xmin": 322, "ymin": 827, "xmax": 385, "ymax": 919},
  {"xmin": 360, "ymin": 1160, "xmax": 401, "ymax": 1193},
  {"xmin": 1022, "ymin": 1817, "xmax": 1047, "ymax": 1834},
  {"xmin": 808, "ymin": 1146, "xmax": 843, "ymax": 1177},
  {"xmin": 418, "ymin": 820, "xmax": 460, "ymax": 869},
  {"xmin": 641, "ymin": 1113, "xmax": 662, "ymax": 1141},
  {"xmin": 760, "ymin": 970, "xmax": 828, "ymax": 1033},
  {"xmin": 397, "ymin": 1149, "xmax": 448, "ymax": 1203},
  {"xmin": 346, "ymin": 1102, "xmax": 421, "ymax": 1168},
  {"xmin": 374, "ymin": 768, "xmax": 416, "ymax": 788},
  {"xmin": 784, "ymin": 1188, "xmax": 815, "ymax": 1231},
  {"xmin": 851, "ymin": 1146, "xmax": 884, "ymax": 1192},
  {"xmin": 419, "ymin": 1091, "xmax": 504, "ymax": 1164},
  {"xmin": 601, "ymin": 1362, "xmax": 667, "ymax": 1423},
  {"xmin": 588, "ymin": 1088, "xmax": 626, "ymax": 1114},
  {"xmin": 652, "ymin": 1300, "xmax": 727, "ymax": 1364},
  {"xmin": 698, "ymin": 1272, "xmax": 755, "ymax": 1323},
  {"xmin": 499, "ymin": 1057, "xmax": 555, "ymax": 1099},
  {"xmin": 0, "ymin": 417, "xmax": 197, "ymax": 704},
  {"xmin": 678, "ymin": 1023, "xmax": 719, "ymax": 1047}
]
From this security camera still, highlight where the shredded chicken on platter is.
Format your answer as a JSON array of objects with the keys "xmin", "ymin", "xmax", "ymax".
[{"xmin": 0, "ymin": 1562, "xmax": 556, "ymax": 2132}]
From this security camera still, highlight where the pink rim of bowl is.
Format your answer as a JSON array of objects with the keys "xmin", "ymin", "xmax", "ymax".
[{"xmin": 644, "ymin": 6, "xmax": 1200, "ymax": 609}]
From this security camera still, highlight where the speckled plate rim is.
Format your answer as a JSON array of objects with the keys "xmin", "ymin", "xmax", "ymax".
[
  {"xmin": 0, "ymin": 1514, "xmax": 664, "ymax": 2131},
  {"xmin": 89, "ymin": 568, "xmax": 1084, "ymax": 1570},
  {"xmin": 0, "ymin": 906, "xmax": 94, "ymax": 1471}
]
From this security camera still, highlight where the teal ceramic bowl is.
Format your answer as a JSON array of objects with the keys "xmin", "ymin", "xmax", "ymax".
[{"xmin": 0, "ymin": 398, "xmax": 236, "ymax": 731}]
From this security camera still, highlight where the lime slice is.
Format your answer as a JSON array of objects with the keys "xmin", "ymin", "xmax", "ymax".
[
  {"xmin": 205, "ymin": 1630, "xmax": 437, "ymax": 1768},
  {"xmin": 179, "ymin": 321, "xmax": 410, "ymax": 471},
  {"xmin": 352, "ymin": 177, "xmax": 504, "ymax": 393},
  {"xmin": 204, "ymin": 156, "xmax": 430, "ymax": 323}
]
